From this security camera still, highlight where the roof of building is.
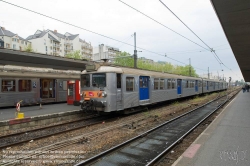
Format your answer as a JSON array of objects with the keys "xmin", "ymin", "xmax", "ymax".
[
  {"xmin": 0, "ymin": 26, "xmax": 29, "ymax": 42},
  {"xmin": 26, "ymin": 30, "xmax": 47, "ymax": 40},
  {"xmin": 48, "ymin": 34, "xmax": 60, "ymax": 42}
]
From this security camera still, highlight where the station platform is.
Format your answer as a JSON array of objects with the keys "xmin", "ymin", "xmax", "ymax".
[
  {"xmin": 0, "ymin": 103, "xmax": 80, "ymax": 121},
  {"xmin": 173, "ymin": 91, "xmax": 250, "ymax": 166}
]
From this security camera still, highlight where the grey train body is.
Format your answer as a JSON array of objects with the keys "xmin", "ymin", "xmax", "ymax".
[
  {"xmin": 80, "ymin": 65, "xmax": 228, "ymax": 113},
  {"xmin": 0, "ymin": 65, "xmax": 80, "ymax": 107}
]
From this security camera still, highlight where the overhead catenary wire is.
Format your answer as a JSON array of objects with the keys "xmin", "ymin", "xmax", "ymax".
[
  {"xmin": 159, "ymin": 0, "xmax": 239, "ymax": 79},
  {"xmin": 0, "ymin": 0, "xmax": 207, "ymax": 71},
  {"xmin": 118, "ymin": 0, "xmax": 210, "ymax": 52}
]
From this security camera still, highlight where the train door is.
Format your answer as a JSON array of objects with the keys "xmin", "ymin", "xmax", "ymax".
[
  {"xmin": 177, "ymin": 79, "xmax": 182, "ymax": 95},
  {"xmin": 139, "ymin": 76, "xmax": 149, "ymax": 100},
  {"xmin": 207, "ymin": 81, "xmax": 209, "ymax": 91},
  {"xmin": 41, "ymin": 79, "xmax": 55, "ymax": 98},
  {"xmin": 195, "ymin": 80, "xmax": 198, "ymax": 92},
  {"xmin": 116, "ymin": 74, "xmax": 123, "ymax": 110}
]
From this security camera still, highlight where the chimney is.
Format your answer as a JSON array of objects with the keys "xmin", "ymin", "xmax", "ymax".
[
  {"xmin": 1, "ymin": 27, "xmax": 5, "ymax": 30},
  {"xmin": 54, "ymin": 30, "xmax": 57, "ymax": 33}
]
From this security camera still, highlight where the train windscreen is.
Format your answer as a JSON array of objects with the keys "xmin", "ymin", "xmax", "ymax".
[
  {"xmin": 92, "ymin": 73, "xmax": 106, "ymax": 87},
  {"xmin": 81, "ymin": 74, "xmax": 90, "ymax": 88}
]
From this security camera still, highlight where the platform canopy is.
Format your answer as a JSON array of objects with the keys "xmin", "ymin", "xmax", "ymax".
[
  {"xmin": 0, "ymin": 49, "xmax": 93, "ymax": 71},
  {"xmin": 210, "ymin": 0, "xmax": 250, "ymax": 81}
]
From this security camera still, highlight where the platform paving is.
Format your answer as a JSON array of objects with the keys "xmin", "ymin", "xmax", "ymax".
[
  {"xmin": 0, "ymin": 103, "xmax": 80, "ymax": 121},
  {"xmin": 173, "ymin": 91, "xmax": 250, "ymax": 166}
]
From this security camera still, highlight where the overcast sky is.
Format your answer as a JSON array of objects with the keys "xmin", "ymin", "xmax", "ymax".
[{"xmin": 0, "ymin": 0, "xmax": 243, "ymax": 81}]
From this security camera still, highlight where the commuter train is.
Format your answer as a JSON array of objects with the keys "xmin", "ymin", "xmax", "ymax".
[
  {"xmin": 0, "ymin": 65, "xmax": 80, "ymax": 107},
  {"xmin": 80, "ymin": 64, "xmax": 228, "ymax": 113}
]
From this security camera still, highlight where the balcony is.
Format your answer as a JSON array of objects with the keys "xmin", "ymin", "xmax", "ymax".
[
  {"xmin": 64, "ymin": 47, "xmax": 72, "ymax": 51},
  {"xmin": 65, "ymin": 41, "xmax": 72, "ymax": 46},
  {"xmin": 53, "ymin": 44, "xmax": 60, "ymax": 48}
]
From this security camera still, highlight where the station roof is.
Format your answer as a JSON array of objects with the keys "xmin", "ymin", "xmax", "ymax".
[
  {"xmin": 211, "ymin": 0, "xmax": 250, "ymax": 81},
  {"xmin": 0, "ymin": 49, "xmax": 91, "ymax": 71}
]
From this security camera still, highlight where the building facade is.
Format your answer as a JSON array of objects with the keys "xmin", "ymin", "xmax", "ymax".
[
  {"xmin": 26, "ymin": 29, "xmax": 93, "ymax": 59},
  {"xmin": 0, "ymin": 26, "xmax": 31, "ymax": 50},
  {"xmin": 92, "ymin": 44, "xmax": 120, "ymax": 61}
]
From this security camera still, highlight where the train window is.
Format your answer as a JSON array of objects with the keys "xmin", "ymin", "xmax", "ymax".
[
  {"xmin": 186, "ymin": 81, "xmax": 189, "ymax": 88},
  {"xmin": 117, "ymin": 74, "xmax": 121, "ymax": 89},
  {"xmin": 92, "ymin": 73, "xmax": 106, "ymax": 87},
  {"xmin": 203, "ymin": 81, "xmax": 206, "ymax": 87},
  {"xmin": 167, "ymin": 79, "xmax": 171, "ymax": 89},
  {"xmin": 154, "ymin": 78, "xmax": 159, "ymax": 90},
  {"xmin": 160, "ymin": 79, "xmax": 164, "ymax": 89},
  {"xmin": 81, "ymin": 74, "xmax": 90, "ymax": 88},
  {"xmin": 139, "ymin": 77, "xmax": 148, "ymax": 88},
  {"xmin": 126, "ymin": 77, "xmax": 134, "ymax": 91},
  {"xmin": 2, "ymin": 80, "xmax": 16, "ymax": 92},
  {"xmin": 199, "ymin": 81, "xmax": 202, "ymax": 87},
  {"xmin": 18, "ymin": 80, "xmax": 31, "ymax": 92},
  {"xmin": 63, "ymin": 81, "xmax": 67, "ymax": 90},
  {"xmin": 172, "ymin": 79, "xmax": 176, "ymax": 89}
]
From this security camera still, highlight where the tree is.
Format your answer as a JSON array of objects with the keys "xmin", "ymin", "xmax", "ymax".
[
  {"xmin": 114, "ymin": 52, "xmax": 199, "ymax": 77},
  {"xmin": 113, "ymin": 51, "xmax": 134, "ymax": 67},
  {"xmin": 24, "ymin": 44, "xmax": 33, "ymax": 52},
  {"xmin": 65, "ymin": 50, "xmax": 82, "ymax": 59}
]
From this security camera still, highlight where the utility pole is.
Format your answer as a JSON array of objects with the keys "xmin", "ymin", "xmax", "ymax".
[
  {"xmin": 208, "ymin": 67, "xmax": 210, "ymax": 79},
  {"xmin": 189, "ymin": 58, "xmax": 191, "ymax": 76},
  {"xmin": 134, "ymin": 32, "xmax": 137, "ymax": 68}
]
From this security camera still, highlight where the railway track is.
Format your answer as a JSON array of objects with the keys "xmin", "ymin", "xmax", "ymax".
[
  {"xmin": 0, "ymin": 113, "xmax": 112, "ymax": 149},
  {"xmin": 0, "ymin": 89, "xmax": 237, "ymax": 165},
  {"xmin": 75, "ymin": 90, "xmax": 239, "ymax": 166}
]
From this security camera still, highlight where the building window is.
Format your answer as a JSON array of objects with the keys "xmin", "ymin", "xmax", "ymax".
[
  {"xmin": 13, "ymin": 44, "xmax": 16, "ymax": 49},
  {"xmin": 2, "ymin": 80, "xmax": 16, "ymax": 92},
  {"xmin": 45, "ymin": 46, "xmax": 47, "ymax": 51},
  {"xmin": 25, "ymin": 42, "xmax": 27, "ymax": 45},
  {"xmin": 160, "ymin": 79, "xmax": 164, "ymax": 89},
  {"xmin": 6, "ymin": 43, "xmax": 10, "ymax": 48},
  {"xmin": 126, "ymin": 77, "xmax": 134, "ymax": 91},
  {"xmin": 18, "ymin": 80, "xmax": 31, "ymax": 92}
]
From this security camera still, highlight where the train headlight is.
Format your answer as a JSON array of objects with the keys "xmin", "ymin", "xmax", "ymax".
[
  {"xmin": 102, "ymin": 91, "xmax": 107, "ymax": 97},
  {"xmin": 98, "ymin": 92, "xmax": 102, "ymax": 97}
]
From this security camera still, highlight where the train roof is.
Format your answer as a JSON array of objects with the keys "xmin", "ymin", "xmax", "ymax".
[
  {"xmin": 83, "ymin": 64, "xmax": 201, "ymax": 80},
  {"xmin": 0, "ymin": 65, "xmax": 81, "ymax": 79},
  {"xmin": 82, "ymin": 64, "xmax": 226, "ymax": 82}
]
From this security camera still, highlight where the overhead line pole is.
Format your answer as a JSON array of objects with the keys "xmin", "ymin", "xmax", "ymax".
[
  {"xmin": 189, "ymin": 58, "xmax": 191, "ymax": 76},
  {"xmin": 134, "ymin": 32, "xmax": 137, "ymax": 68}
]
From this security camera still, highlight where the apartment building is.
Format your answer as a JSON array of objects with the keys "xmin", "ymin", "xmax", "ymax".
[
  {"xmin": 0, "ymin": 26, "xmax": 31, "ymax": 50},
  {"xmin": 93, "ymin": 44, "xmax": 120, "ymax": 61},
  {"xmin": 26, "ymin": 29, "xmax": 93, "ymax": 59}
]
